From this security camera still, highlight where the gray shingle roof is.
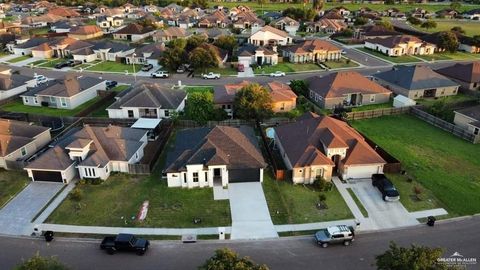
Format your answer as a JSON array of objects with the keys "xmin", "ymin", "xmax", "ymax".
[
  {"xmin": 374, "ymin": 65, "xmax": 459, "ymax": 90},
  {"xmin": 0, "ymin": 119, "xmax": 50, "ymax": 157},
  {"xmin": 21, "ymin": 75, "xmax": 104, "ymax": 98}
]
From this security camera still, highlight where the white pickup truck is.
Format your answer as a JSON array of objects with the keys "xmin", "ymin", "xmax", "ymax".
[{"xmin": 202, "ymin": 72, "xmax": 221, "ymax": 79}]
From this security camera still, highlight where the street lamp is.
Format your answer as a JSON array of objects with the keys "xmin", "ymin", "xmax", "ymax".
[{"xmin": 132, "ymin": 53, "xmax": 137, "ymax": 82}]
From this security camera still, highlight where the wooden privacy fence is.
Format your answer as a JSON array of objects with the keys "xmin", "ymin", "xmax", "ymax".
[
  {"xmin": 410, "ymin": 107, "xmax": 479, "ymax": 144},
  {"xmin": 345, "ymin": 107, "xmax": 411, "ymax": 120}
]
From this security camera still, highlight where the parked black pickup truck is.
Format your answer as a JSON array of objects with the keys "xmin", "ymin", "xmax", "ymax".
[{"xmin": 100, "ymin": 234, "xmax": 150, "ymax": 255}]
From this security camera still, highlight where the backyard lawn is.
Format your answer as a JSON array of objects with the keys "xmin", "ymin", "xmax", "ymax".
[
  {"xmin": 86, "ymin": 61, "xmax": 142, "ymax": 73},
  {"xmin": 0, "ymin": 170, "xmax": 29, "ymax": 209},
  {"xmin": 351, "ymin": 101, "xmax": 393, "ymax": 112},
  {"xmin": 1, "ymin": 97, "xmax": 102, "ymax": 117},
  {"xmin": 416, "ymin": 93, "xmax": 478, "ymax": 107},
  {"xmin": 263, "ymin": 173, "xmax": 353, "ymax": 224},
  {"xmin": 7, "ymin": 55, "xmax": 32, "ymax": 63},
  {"xmin": 324, "ymin": 58, "xmax": 359, "ymax": 69},
  {"xmin": 357, "ymin": 48, "xmax": 421, "ymax": 64},
  {"xmin": 184, "ymin": 86, "xmax": 214, "ymax": 93},
  {"xmin": 351, "ymin": 114, "xmax": 480, "ymax": 216},
  {"xmin": 415, "ymin": 52, "xmax": 480, "ymax": 62},
  {"xmin": 47, "ymin": 171, "xmax": 231, "ymax": 228},
  {"xmin": 254, "ymin": 62, "xmax": 322, "ymax": 74},
  {"xmin": 413, "ymin": 19, "xmax": 480, "ymax": 37},
  {"xmin": 88, "ymin": 85, "xmax": 131, "ymax": 117}
]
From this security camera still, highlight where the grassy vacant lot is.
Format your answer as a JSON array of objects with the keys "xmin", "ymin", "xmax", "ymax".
[
  {"xmin": 351, "ymin": 115, "xmax": 480, "ymax": 216},
  {"xmin": 351, "ymin": 101, "xmax": 393, "ymax": 112},
  {"xmin": 0, "ymin": 170, "xmax": 29, "ymax": 209},
  {"xmin": 324, "ymin": 58, "xmax": 359, "ymax": 69},
  {"xmin": 254, "ymin": 62, "xmax": 322, "ymax": 74},
  {"xmin": 208, "ymin": 1, "xmax": 479, "ymax": 13},
  {"xmin": 86, "ymin": 61, "xmax": 142, "ymax": 73},
  {"xmin": 184, "ymin": 86, "xmax": 214, "ymax": 93},
  {"xmin": 416, "ymin": 93, "xmax": 478, "ymax": 107},
  {"xmin": 387, "ymin": 173, "xmax": 444, "ymax": 213},
  {"xmin": 357, "ymin": 48, "xmax": 420, "ymax": 63},
  {"xmin": 263, "ymin": 173, "xmax": 353, "ymax": 224},
  {"xmin": 47, "ymin": 172, "xmax": 231, "ymax": 228},
  {"xmin": 7, "ymin": 55, "xmax": 32, "ymax": 63},
  {"xmin": 1, "ymin": 97, "xmax": 102, "ymax": 117},
  {"xmin": 413, "ymin": 19, "xmax": 480, "ymax": 37},
  {"xmin": 415, "ymin": 52, "xmax": 480, "ymax": 61}
]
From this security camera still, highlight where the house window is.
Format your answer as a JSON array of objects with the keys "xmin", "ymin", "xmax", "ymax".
[
  {"xmin": 280, "ymin": 103, "xmax": 285, "ymax": 110},
  {"xmin": 84, "ymin": 168, "xmax": 89, "ymax": 177},
  {"xmin": 205, "ymin": 172, "xmax": 208, "ymax": 182},
  {"xmin": 60, "ymin": 97, "xmax": 67, "ymax": 107},
  {"xmin": 135, "ymin": 152, "xmax": 139, "ymax": 159},
  {"xmin": 91, "ymin": 168, "xmax": 96, "ymax": 177},
  {"xmin": 222, "ymin": 105, "xmax": 226, "ymax": 109},
  {"xmin": 474, "ymin": 128, "xmax": 479, "ymax": 135},
  {"xmin": 106, "ymin": 166, "xmax": 109, "ymax": 173},
  {"xmin": 193, "ymin": 172, "xmax": 199, "ymax": 183},
  {"xmin": 183, "ymin": 173, "xmax": 186, "ymax": 184},
  {"xmin": 227, "ymin": 104, "xmax": 231, "ymax": 109},
  {"xmin": 33, "ymin": 97, "xmax": 38, "ymax": 104},
  {"xmin": 370, "ymin": 95, "xmax": 375, "ymax": 103},
  {"xmin": 50, "ymin": 96, "xmax": 56, "ymax": 103},
  {"xmin": 20, "ymin": 147, "xmax": 27, "ymax": 157},
  {"xmin": 23, "ymin": 97, "xmax": 29, "ymax": 104},
  {"xmin": 128, "ymin": 110, "xmax": 134, "ymax": 118},
  {"xmin": 164, "ymin": 110, "xmax": 170, "ymax": 117}
]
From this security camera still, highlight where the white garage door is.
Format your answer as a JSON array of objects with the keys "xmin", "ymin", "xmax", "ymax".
[{"xmin": 345, "ymin": 165, "xmax": 382, "ymax": 179}]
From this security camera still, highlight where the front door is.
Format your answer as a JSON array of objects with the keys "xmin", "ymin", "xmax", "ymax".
[
  {"xmin": 424, "ymin": 89, "xmax": 436, "ymax": 98},
  {"xmin": 213, "ymin": 168, "xmax": 221, "ymax": 185}
]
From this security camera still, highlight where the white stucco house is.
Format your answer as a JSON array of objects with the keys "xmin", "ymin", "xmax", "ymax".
[{"xmin": 248, "ymin": 25, "xmax": 292, "ymax": 46}]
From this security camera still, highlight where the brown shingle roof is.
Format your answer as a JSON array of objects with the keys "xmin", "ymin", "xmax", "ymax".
[
  {"xmin": 115, "ymin": 23, "xmax": 154, "ymax": 35},
  {"xmin": 266, "ymin": 81, "xmax": 297, "ymax": 103},
  {"xmin": 284, "ymin": 39, "xmax": 341, "ymax": 54},
  {"xmin": 436, "ymin": 61, "xmax": 480, "ymax": 83},
  {"xmin": 69, "ymin": 25, "xmax": 102, "ymax": 35},
  {"xmin": 255, "ymin": 25, "xmax": 289, "ymax": 38},
  {"xmin": 367, "ymin": 35, "xmax": 429, "ymax": 49},
  {"xmin": 0, "ymin": 119, "xmax": 50, "ymax": 157},
  {"xmin": 307, "ymin": 71, "xmax": 391, "ymax": 99}
]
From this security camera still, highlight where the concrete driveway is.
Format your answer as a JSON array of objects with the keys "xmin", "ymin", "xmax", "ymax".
[
  {"xmin": 228, "ymin": 182, "xmax": 278, "ymax": 240},
  {"xmin": 0, "ymin": 182, "xmax": 63, "ymax": 235},
  {"xmin": 348, "ymin": 179, "xmax": 419, "ymax": 229}
]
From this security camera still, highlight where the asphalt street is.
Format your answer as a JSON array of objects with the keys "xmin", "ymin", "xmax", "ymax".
[{"xmin": 1, "ymin": 216, "xmax": 479, "ymax": 270}]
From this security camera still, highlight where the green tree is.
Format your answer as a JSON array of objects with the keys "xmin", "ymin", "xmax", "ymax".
[
  {"xmin": 450, "ymin": 1, "xmax": 461, "ymax": 11},
  {"xmin": 200, "ymin": 248, "xmax": 269, "ymax": 270},
  {"xmin": 190, "ymin": 0, "xmax": 208, "ymax": 9},
  {"xmin": 421, "ymin": 20, "xmax": 437, "ymax": 30},
  {"xmin": 312, "ymin": 0, "xmax": 323, "ymax": 11},
  {"xmin": 407, "ymin": 16, "xmax": 422, "ymax": 25},
  {"xmin": 15, "ymin": 253, "xmax": 69, "ymax": 270},
  {"xmin": 257, "ymin": 0, "xmax": 267, "ymax": 14},
  {"xmin": 376, "ymin": 20, "xmax": 394, "ymax": 31},
  {"xmin": 185, "ymin": 92, "xmax": 221, "ymax": 124},
  {"xmin": 437, "ymin": 31, "xmax": 459, "ymax": 53},
  {"xmin": 376, "ymin": 242, "xmax": 448, "ymax": 270},
  {"xmin": 188, "ymin": 47, "xmax": 217, "ymax": 72},
  {"xmin": 168, "ymin": 38, "xmax": 187, "ymax": 50},
  {"xmin": 160, "ymin": 47, "xmax": 186, "ymax": 71},
  {"xmin": 234, "ymin": 83, "xmax": 273, "ymax": 120},
  {"xmin": 304, "ymin": 8, "xmax": 317, "ymax": 22},
  {"xmin": 451, "ymin": 26, "xmax": 465, "ymax": 34},
  {"xmin": 214, "ymin": 35, "xmax": 238, "ymax": 59},
  {"xmin": 187, "ymin": 35, "xmax": 207, "ymax": 51},
  {"xmin": 354, "ymin": 16, "xmax": 368, "ymax": 26},
  {"xmin": 289, "ymin": 80, "xmax": 308, "ymax": 96}
]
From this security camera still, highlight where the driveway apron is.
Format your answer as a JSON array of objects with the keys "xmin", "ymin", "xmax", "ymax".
[{"xmin": 228, "ymin": 182, "xmax": 278, "ymax": 240}]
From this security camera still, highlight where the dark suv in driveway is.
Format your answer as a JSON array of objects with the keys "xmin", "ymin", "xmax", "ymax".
[{"xmin": 372, "ymin": 174, "xmax": 400, "ymax": 202}]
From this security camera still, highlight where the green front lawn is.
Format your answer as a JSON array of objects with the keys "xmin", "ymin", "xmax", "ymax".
[
  {"xmin": 347, "ymin": 188, "xmax": 368, "ymax": 217},
  {"xmin": 387, "ymin": 173, "xmax": 444, "ymax": 213},
  {"xmin": 7, "ymin": 55, "xmax": 32, "ymax": 63},
  {"xmin": 254, "ymin": 62, "xmax": 322, "ymax": 74},
  {"xmin": 324, "ymin": 58, "xmax": 359, "ymax": 69},
  {"xmin": 185, "ymin": 86, "xmax": 214, "ymax": 93},
  {"xmin": 111, "ymin": 85, "xmax": 131, "ymax": 92},
  {"xmin": 1, "ymin": 97, "xmax": 102, "ymax": 117},
  {"xmin": 413, "ymin": 19, "xmax": 480, "ymax": 37},
  {"xmin": 357, "ymin": 48, "xmax": 421, "ymax": 64},
  {"xmin": 29, "ymin": 59, "xmax": 49, "ymax": 66},
  {"xmin": 415, "ymin": 52, "xmax": 480, "ymax": 61},
  {"xmin": 351, "ymin": 101, "xmax": 393, "ymax": 112},
  {"xmin": 263, "ymin": 173, "xmax": 353, "ymax": 224},
  {"xmin": 0, "ymin": 170, "xmax": 29, "ymax": 209},
  {"xmin": 351, "ymin": 115, "xmax": 480, "ymax": 216},
  {"xmin": 47, "ymin": 172, "xmax": 231, "ymax": 227},
  {"xmin": 37, "ymin": 58, "xmax": 66, "ymax": 68},
  {"xmin": 86, "ymin": 61, "xmax": 142, "ymax": 73},
  {"xmin": 204, "ymin": 66, "xmax": 238, "ymax": 76}
]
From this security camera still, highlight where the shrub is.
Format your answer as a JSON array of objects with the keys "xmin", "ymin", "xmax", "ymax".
[
  {"xmin": 413, "ymin": 186, "xmax": 423, "ymax": 195},
  {"xmin": 318, "ymin": 193, "xmax": 327, "ymax": 202},
  {"xmin": 313, "ymin": 177, "xmax": 333, "ymax": 192},
  {"xmin": 69, "ymin": 188, "xmax": 82, "ymax": 201}
]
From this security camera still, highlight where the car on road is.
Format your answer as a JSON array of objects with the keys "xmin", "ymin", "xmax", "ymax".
[
  {"xmin": 176, "ymin": 66, "xmax": 186, "ymax": 73},
  {"xmin": 141, "ymin": 64, "xmax": 154, "ymax": 71},
  {"xmin": 269, "ymin": 71, "xmax": 286, "ymax": 77},
  {"xmin": 100, "ymin": 234, "xmax": 150, "ymax": 255},
  {"xmin": 67, "ymin": 60, "xmax": 82, "ymax": 67},
  {"xmin": 34, "ymin": 75, "xmax": 48, "ymax": 84},
  {"xmin": 54, "ymin": 61, "xmax": 69, "ymax": 69},
  {"xmin": 314, "ymin": 225, "xmax": 355, "ymax": 248},
  {"xmin": 372, "ymin": 174, "xmax": 400, "ymax": 202},
  {"xmin": 202, "ymin": 72, "xmax": 221, "ymax": 79},
  {"xmin": 341, "ymin": 50, "xmax": 347, "ymax": 55},
  {"xmin": 106, "ymin": 80, "xmax": 118, "ymax": 89},
  {"xmin": 151, "ymin": 70, "xmax": 169, "ymax": 78}
]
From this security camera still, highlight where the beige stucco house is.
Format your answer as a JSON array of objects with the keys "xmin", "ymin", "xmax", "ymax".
[
  {"xmin": 436, "ymin": 62, "xmax": 479, "ymax": 92},
  {"xmin": 365, "ymin": 35, "xmax": 435, "ymax": 56}
]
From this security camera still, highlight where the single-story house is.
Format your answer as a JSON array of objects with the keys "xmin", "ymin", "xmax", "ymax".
[
  {"xmin": 365, "ymin": 35, "xmax": 436, "ymax": 56},
  {"xmin": 274, "ymin": 112, "xmax": 386, "ymax": 183},
  {"xmin": 164, "ymin": 125, "xmax": 266, "ymax": 188},
  {"xmin": 86, "ymin": 40, "xmax": 135, "ymax": 62},
  {"xmin": 374, "ymin": 65, "xmax": 460, "ymax": 99},
  {"xmin": 462, "ymin": 8, "xmax": 480, "ymax": 20},
  {"xmin": 237, "ymin": 44, "xmax": 278, "ymax": 67},
  {"xmin": 435, "ymin": 62, "xmax": 479, "ymax": 91},
  {"xmin": 271, "ymin": 16, "xmax": 299, "ymax": 36},
  {"xmin": 113, "ymin": 23, "xmax": 156, "ymax": 42},
  {"xmin": 453, "ymin": 105, "xmax": 480, "ymax": 136},
  {"xmin": 96, "ymin": 15, "xmax": 124, "ymax": 32},
  {"xmin": 12, "ymin": 37, "xmax": 49, "ymax": 56},
  {"xmin": 125, "ymin": 43, "xmax": 165, "ymax": 66},
  {"xmin": 305, "ymin": 19, "xmax": 347, "ymax": 34},
  {"xmin": 282, "ymin": 39, "xmax": 342, "ymax": 63},
  {"xmin": 107, "ymin": 82, "xmax": 187, "ymax": 119},
  {"xmin": 20, "ymin": 74, "xmax": 106, "ymax": 109},
  {"xmin": 248, "ymin": 25, "xmax": 292, "ymax": 46},
  {"xmin": 0, "ymin": 119, "xmax": 51, "ymax": 170},
  {"xmin": 152, "ymin": 27, "xmax": 190, "ymax": 42},
  {"xmin": 307, "ymin": 71, "xmax": 392, "ymax": 109},
  {"xmin": 68, "ymin": 25, "xmax": 104, "ymax": 40},
  {"xmin": 25, "ymin": 125, "xmax": 148, "ymax": 183},
  {"xmin": 31, "ymin": 43, "xmax": 54, "ymax": 59},
  {"xmin": 0, "ymin": 66, "xmax": 37, "ymax": 100}
]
